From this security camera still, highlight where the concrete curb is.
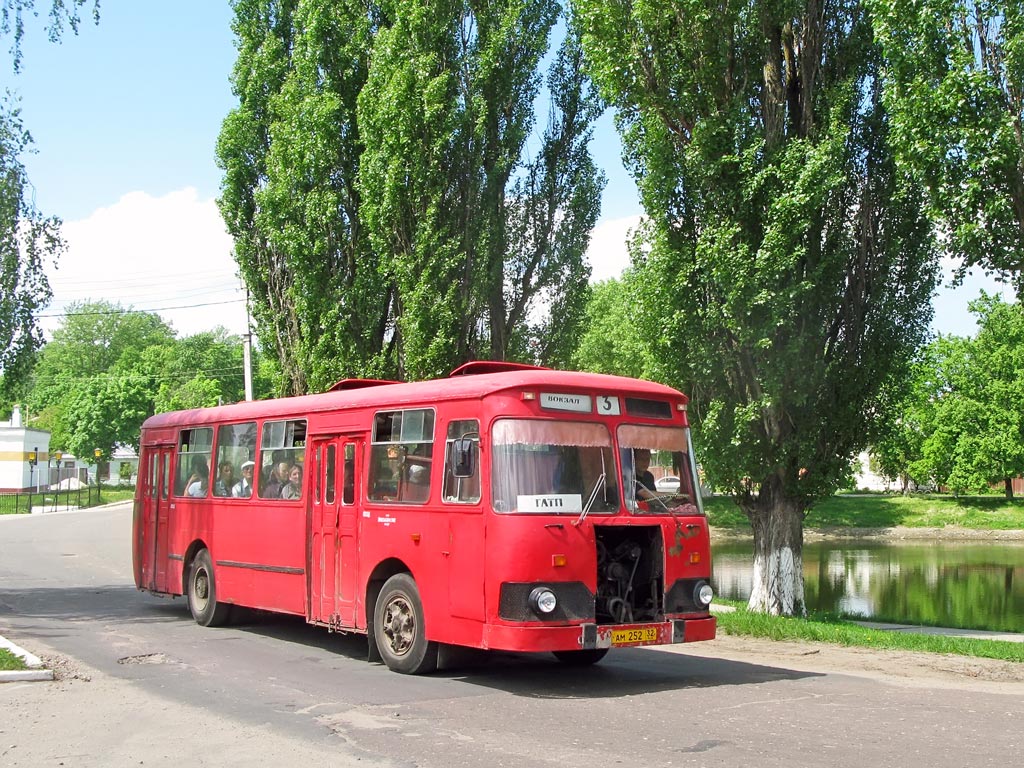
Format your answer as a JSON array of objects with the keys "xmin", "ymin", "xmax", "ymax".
[{"xmin": 0, "ymin": 634, "xmax": 54, "ymax": 683}]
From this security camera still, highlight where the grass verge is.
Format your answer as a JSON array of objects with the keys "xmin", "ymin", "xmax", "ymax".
[
  {"xmin": 704, "ymin": 493, "xmax": 1024, "ymax": 530},
  {"xmin": 714, "ymin": 606, "xmax": 1024, "ymax": 663},
  {"xmin": 0, "ymin": 647, "xmax": 28, "ymax": 671}
]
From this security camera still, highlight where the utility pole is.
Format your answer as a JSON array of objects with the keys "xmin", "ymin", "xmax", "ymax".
[{"xmin": 243, "ymin": 287, "xmax": 254, "ymax": 401}]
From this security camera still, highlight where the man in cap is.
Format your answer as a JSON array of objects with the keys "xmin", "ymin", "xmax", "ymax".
[{"xmin": 233, "ymin": 461, "xmax": 255, "ymax": 498}]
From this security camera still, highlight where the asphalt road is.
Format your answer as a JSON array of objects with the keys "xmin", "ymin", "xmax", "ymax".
[{"xmin": 1, "ymin": 503, "xmax": 1021, "ymax": 768}]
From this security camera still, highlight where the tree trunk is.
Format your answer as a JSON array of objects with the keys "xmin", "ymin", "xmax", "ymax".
[
  {"xmin": 1005, "ymin": 477, "xmax": 1014, "ymax": 500},
  {"xmin": 743, "ymin": 481, "xmax": 807, "ymax": 616}
]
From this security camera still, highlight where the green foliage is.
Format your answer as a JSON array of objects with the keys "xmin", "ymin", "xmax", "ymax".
[
  {"xmin": 879, "ymin": 296, "xmax": 1024, "ymax": 496},
  {"xmin": 0, "ymin": 96, "xmax": 59, "ymax": 404},
  {"xmin": 24, "ymin": 302, "xmax": 260, "ymax": 458},
  {"xmin": 1, "ymin": 0, "xmax": 100, "ymax": 72},
  {"xmin": 219, "ymin": 1, "xmax": 603, "ymax": 388},
  {"xmin": 0, "ymin": 646, "xmax": 25, "ymax": 671},
  {"xmin": 867, "ymin": 0, "xmax": 1024, "ymax": 294},
  {"xmin": 576, "ymin": 0, "xmax": 938, "ymax": 614},
  {"xmin": 571, "ymin": 277, "xmax": 649, "ymax": 377}
]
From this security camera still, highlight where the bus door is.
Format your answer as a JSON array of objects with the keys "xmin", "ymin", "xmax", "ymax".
[
  {"xmin": 310, "ymin": 436, "xmax": 360, "ymax": 628},
  {"xmin": 140, "ymin": 446, "xmax": 173, "ymax": 592}
]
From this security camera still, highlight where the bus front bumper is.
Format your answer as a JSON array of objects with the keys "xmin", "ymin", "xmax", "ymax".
[{"xmin": 481, "ymin": 615, "xmax": 716, "ymax": 653}]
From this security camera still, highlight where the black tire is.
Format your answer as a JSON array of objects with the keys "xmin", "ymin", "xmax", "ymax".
[
  {"xmin": 552, "ymin": 648, "xmax": 609, "ymax": 666},
  {"xmin": 373, "ymin": 573, "xmax": 438, "ymax": 674},
  {"xmin": 187, "ymin": 548, "xmax": 232, "ymax": 627}
]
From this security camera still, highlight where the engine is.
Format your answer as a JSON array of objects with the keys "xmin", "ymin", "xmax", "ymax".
[{"xmin": 594, "ymin": 526, "xmax": 664, "ymax": 624}]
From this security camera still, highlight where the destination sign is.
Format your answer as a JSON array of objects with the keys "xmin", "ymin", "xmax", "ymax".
[
  {"xmin": 539, "ymin": 392, "xmax": 592, "ymax": 413},
  {"xmin": 517, "ymin": 494, "xmax": 584, "ymax": 513}
]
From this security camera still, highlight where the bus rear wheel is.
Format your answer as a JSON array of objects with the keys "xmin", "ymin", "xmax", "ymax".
[
  {"xmin": 188, "ymin": 548, "xmax": 232, "ymax": 627},
  {"xmin": 374, "ymin": 573, "xmax": 438, "ymax": 674},
  {"xmin": 552, "ymin": 648, "xmax": 609, "ymax": 666}
]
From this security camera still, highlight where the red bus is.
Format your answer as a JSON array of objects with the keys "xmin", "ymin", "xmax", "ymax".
[{"xmin": 132, "ymin": 362, "xmax": 715, "ymax": 673}]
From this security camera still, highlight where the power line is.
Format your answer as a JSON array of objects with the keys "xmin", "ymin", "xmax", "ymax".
[{"xmin": 37, "ymin": 298, "xmax": 246, "ymax": 319}]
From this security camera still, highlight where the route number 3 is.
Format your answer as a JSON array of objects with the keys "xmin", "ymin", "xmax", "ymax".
[{"xmin": 598, "ymin": 395, "xmax": 620, "ymax": 415}]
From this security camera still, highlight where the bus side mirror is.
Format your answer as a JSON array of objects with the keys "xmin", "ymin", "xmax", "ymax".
[{"xmin": 452, "ymin": 438, "xmax": 476, "ymax": 478}]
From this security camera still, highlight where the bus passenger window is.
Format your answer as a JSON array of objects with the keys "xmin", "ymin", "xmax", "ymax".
[
  {"xmin": 369, "ymin": 409, "xmax": 434, "ymax": 503},
  {"xmin": 259, "ymin": 419, "xmax": 307, "ymax": 499},
  {"xmin": 175, "ymin": 427, "xmax": 213, "ymax": 497},
  {"xmin": 443, "ymin": 419, "xmax": 480, "ymax": 504},
  {"xmin": 214, "ymin": 422, "xmax": 256, "ymax": 498}
]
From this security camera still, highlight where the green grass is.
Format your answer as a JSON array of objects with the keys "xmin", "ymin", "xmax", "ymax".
[
  {"xmin": 704, "ymin": 493, "xmax": 1024, "ymax": 530},
  {"xmin": 0, "ymin": 647, "xmax": 27, "ymax": 671},
  {"xmin": 714, "ymin": 606, "xmax": 1024, "ymax": 663}
]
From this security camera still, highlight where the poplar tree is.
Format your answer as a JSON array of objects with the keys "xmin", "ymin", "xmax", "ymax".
[
  {"xmin": 218, "ymin": 0, "xmax": 602, "ymax": 389},
  {"xmin": 576, "ymin": 0, "xmax": 938, "ymax": 614}
]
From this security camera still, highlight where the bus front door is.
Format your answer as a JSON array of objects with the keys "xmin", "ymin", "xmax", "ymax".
[{"xmin": 310, "ymin": 437, "xmax": 359, "ymax": 628}]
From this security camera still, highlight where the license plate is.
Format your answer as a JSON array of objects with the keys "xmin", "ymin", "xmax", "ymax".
[{"xmin": 611, "ymin": 627, "xmax": 657, "ymax": 645}]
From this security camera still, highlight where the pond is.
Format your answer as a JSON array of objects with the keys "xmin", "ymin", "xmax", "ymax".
[{"xmin": 711, "ymin": 539, "xmax": 1024, "ymax": 633}]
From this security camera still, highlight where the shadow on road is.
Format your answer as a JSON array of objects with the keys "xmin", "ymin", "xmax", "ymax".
[{"xmin": 2, "ymin": 584, "xmax": 820, "ymax": 697}]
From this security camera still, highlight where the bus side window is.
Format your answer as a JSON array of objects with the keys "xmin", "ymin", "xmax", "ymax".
[
  {"xmin": 443, "ymin": 419, "xmax": 480, "ymax": 504},
  {"xmin": 258, "ymin": 419, "xmax": 307, "ymax": 499},
  {"xmin": 175, "ymin": 427, "xmax": 213, "ymax": 497},
  {"xmin": 369, "ymin": 409, "xmax": 434, "ymax": 503}
]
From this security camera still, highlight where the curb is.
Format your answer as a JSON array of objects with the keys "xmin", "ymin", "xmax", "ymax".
[{"xmin": 0, "ymin": 634, "xmax": 54, "ymax": 683}]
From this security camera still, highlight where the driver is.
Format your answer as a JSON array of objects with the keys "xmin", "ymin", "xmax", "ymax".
[{"xmin": 634, "ymin": 449, "xmax": 657, "ymax": 501}]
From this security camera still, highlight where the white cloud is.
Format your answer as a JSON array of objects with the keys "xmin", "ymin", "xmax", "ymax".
[
  {"xmin": 586, "ymin": 214, "xmax": 643, "ymax": 283},
  {"xmin": 43, "ymin": 188, "xmax": 247, "ymax": 338}
]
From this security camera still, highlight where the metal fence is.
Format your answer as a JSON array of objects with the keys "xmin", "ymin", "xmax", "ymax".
[{"xmin": 0, "ymin": 485, "xmax": 100, "ymax": 515}]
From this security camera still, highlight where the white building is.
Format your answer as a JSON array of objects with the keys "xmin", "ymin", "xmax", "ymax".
[{"xmin": 0, "ymin": 406, "xmax": 51, "ymax": 492}]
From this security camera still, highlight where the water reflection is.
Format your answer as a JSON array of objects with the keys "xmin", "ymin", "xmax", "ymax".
[{"xmin": 711, "ymin": 539, "xmax": 1024, "ymax": 633}]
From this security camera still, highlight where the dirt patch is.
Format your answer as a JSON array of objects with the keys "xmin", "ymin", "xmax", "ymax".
[
  {"xmin": 676, "ymin": 634, "xmax": 1024, "ymax": 692},
  {"xmin": 40, "ymin": 653, "xmax": 92, "ymax": 683}
]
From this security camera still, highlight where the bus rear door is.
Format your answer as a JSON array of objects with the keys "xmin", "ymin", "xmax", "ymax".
[{"xmin": 139, "ymin": 445, "xmax": 173, "ymax": 593}]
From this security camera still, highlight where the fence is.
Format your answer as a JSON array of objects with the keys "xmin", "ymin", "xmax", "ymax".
[{"xmin": 0, "ymin": 484, "xmax": 101, "ymax": 515}]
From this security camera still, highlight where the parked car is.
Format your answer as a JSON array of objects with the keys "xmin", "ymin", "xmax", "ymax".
[{"xmin": 655, "ymin": 475, "xmax": 680, "ymax": 493}]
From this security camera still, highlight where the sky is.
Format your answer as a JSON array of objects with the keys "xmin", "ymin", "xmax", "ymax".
[{"xmin": 7, "ymin": 1, "xmax": 1013, "ymax": 343}]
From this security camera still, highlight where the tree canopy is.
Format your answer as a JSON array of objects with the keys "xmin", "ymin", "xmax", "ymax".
[
  {"xmin": 867, "ymin": 0, "xmax": 1024, "ymax": 294},
  {"xmin": 875, "ymin": 295, "xmax": 1024, "ymax": 497},
  {"xmin": 217, "ymin": 0, "xmax": 603, "ymax": 392},
  {"xmin": 24, "ymin": 301, "xmax": 268, "ymax": 458},
  {"xmin": 576, "ymin": 0, "xmax": 939, "ymax": 614}
]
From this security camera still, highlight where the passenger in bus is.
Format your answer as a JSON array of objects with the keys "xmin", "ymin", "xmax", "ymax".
[
  {"xmin": 186, "ymin": 457, "xmax": 209, "ymax": 497},
  {"xmin": 634, "ymin": 449, "xmax": 657, "ymax": 501},
  {"xmin": 213, "ymin": 461, "xmax": 236, "ymax": 497},
  {"xmin": 233, "ymin": 461, "xmax": 255, "ymax": 498},
  {"xmin": 281, "ymin": 464, "xmax": 302, "ymax": 499},
  {"xmin": 405, "ymin": 463, "xmax": 430, "ymax": 502},
  {"xmin": 262, "ymin": 461, "xmax": 290, "ymax": 498}
]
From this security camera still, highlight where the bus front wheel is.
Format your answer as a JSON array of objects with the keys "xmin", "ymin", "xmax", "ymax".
[
  {"xmin": 374, "ymin": 573, "xmax": 438, "ymax": 674},
  {"xmin": 188, "ymin": 548, "xmax": 232, "ymax": 627}
]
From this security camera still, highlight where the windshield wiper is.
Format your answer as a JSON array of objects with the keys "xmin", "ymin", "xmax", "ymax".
[{"xmin": 574, "ymin": 472, "xmax": 606, "ymax": 527}]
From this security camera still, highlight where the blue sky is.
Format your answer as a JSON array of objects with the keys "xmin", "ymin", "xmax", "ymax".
[{"xmin": 7, "ymin": 1, "xmax": 1009, "ymax": 340}]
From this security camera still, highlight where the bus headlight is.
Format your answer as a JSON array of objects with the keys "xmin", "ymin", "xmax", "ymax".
[
  {"xmin": 693, "ymin": 581, "xmax": 714, "ymax": 608},
  {"xmin": 529, "ymin": 587, "xmax": 558, "ymax": 614}
]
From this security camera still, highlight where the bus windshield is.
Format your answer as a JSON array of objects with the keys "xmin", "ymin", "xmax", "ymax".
[
  {"xmin": 491, "ymin": 419, "xmax": 619, "ymax": 514},
  {"xmin": 618, "ymin": 424, "xmax": 698, "ymax": 513}
]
